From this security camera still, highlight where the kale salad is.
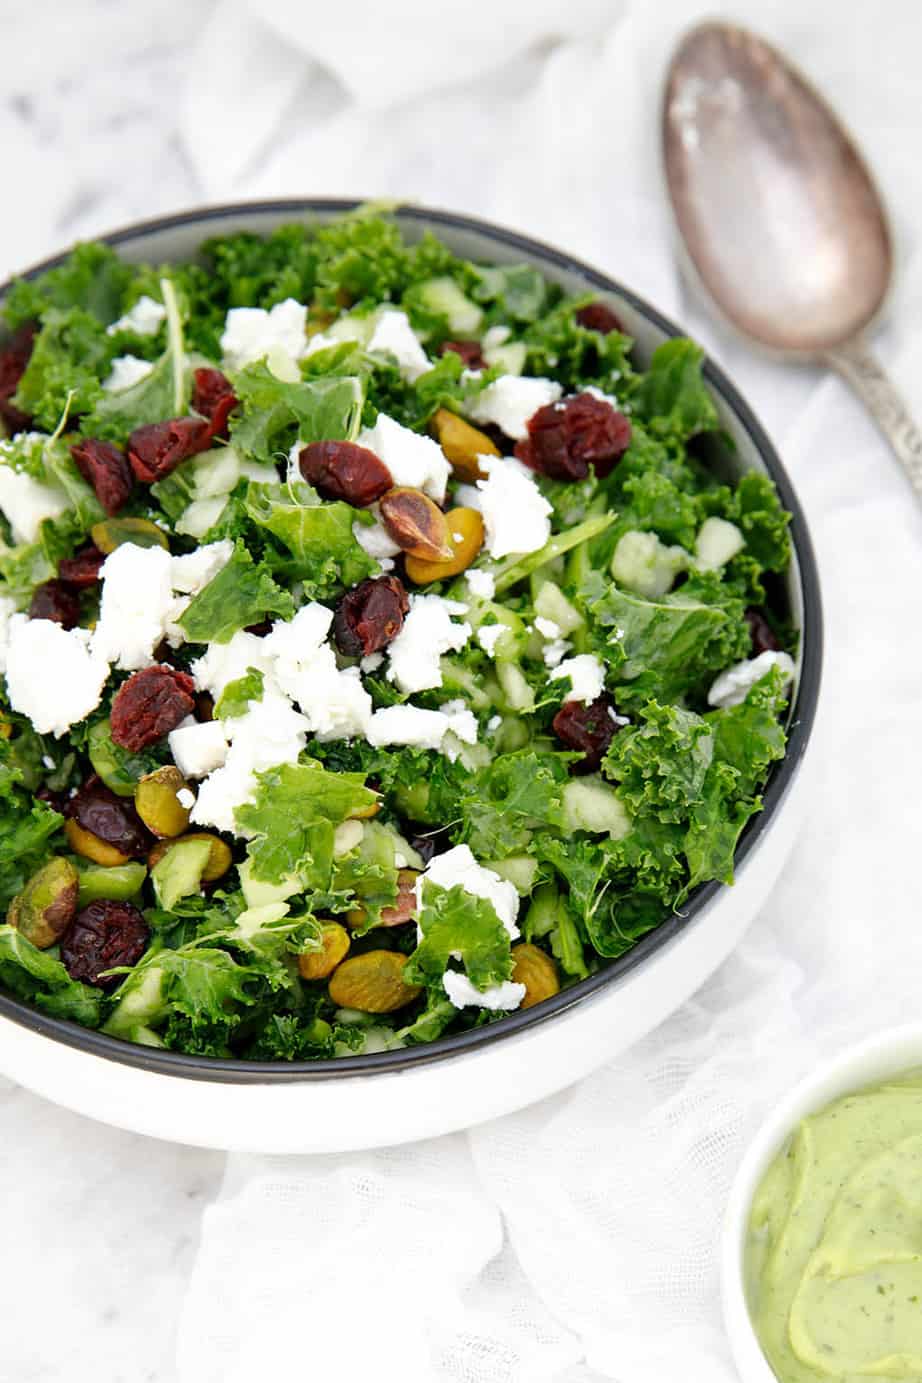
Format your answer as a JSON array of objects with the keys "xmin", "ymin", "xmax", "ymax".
[{"xmin": 0, "ymin": 210, "xmax": 796, "ymax": 1061}]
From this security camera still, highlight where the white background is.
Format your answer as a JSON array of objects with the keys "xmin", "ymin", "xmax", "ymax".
[{"xmin": 1, "ymin": 2, "xmax": 921, "ymax": 1380}]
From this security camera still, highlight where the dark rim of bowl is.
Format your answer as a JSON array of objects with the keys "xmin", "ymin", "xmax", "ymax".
[{"xmin": 0, "ymin": 198, "xmax": 823, "ymax": 1082}]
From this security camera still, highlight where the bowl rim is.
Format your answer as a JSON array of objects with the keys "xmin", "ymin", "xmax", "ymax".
[
  {"xmin": 720, "ymin": 1022, "xmax": 922, "ymax": 1383},
  {"xmin": 0, "ymin": 197, "xmax": 824, "ymax": 1082}
]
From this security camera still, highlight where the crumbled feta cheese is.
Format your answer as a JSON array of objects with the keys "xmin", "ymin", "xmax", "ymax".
[
  {"xmin": 442, "ymin": 970, "xmax": 526, "ymax": 1012},
  {"xmin": 695, "ymin": 516, "xmax": 745, "ymax": 569},
  {"xmin": 534, "ymin": 616, "xmax": 561, "ymax": 640},
  {"xmin": 707, "ymin": 651, "xmax": 795, "ymax": 709},
  {"xmin": 482, "ymin": 324, "xmax": 511, "ymax": 349},
  {"xmin": 465, "ymin": 568, "xmax": 495, "ymax": 600},
  {"xmin": 385, "ymin": 594, "xmax": 471, "ymax": 694},
  {"xmin": 582, "ymin": 384, "xmax": 620, "ymax": 408},
  {"xmin": 437, "ymin": 699, "xmax": 479, "ymax": 751},
  {"xmin": 487, "ymin": 714, "xmax": 502, "ymax": 732},
  {"xmin": 453, "ymin": 483, "xmax": 482, "ymax": 511},
  {"xmin": 4, "ymin": 616, "xmax": 108, "ymax": 736},
  {"xmin": 549, "ymin": 653, "xmax": 606, "ymax": 703},
  {"xmin": 175, "ymin": 496, "xmax": 228, "ymax": 540},
  {"xmin": 92, "ymin": 543, "xmax": 175, "ymax": 670},
  {"xmin": 168, "ymin": 721, "xmax": 229, "ymax": 779},
  {"xmin": 265, "ymin": 603, "xmax": 373, "ymax": 741},
  {"xmin": 191, "ymin": 630, "xmax": 275, "ymax": 700},
  {"xmin": 176, "ymin": 787, "xmax": 196, "ymax": 810},
  {"xmin": 543, "ymin": 639, "xmax": 572, "ymax": 668},
  {"xmin": 103, "ymin": 355, "xmax": 155, "ymax": 392},
  {"xmin": 466, "ymin": 374, "xmax": 562, "ymax": 440},
  {"xmin": 191, "ymin": 691, "xmax": 310, "ymax": 834},
  {"xmin": 0, "ymin": 594, "xmax": 16, "ymax": 675},
  {"xmin": 367, "ymin": 309, "xmax": 431, "ymax": 382},
  {"xmin": 220, "ymin": 299, "xmax": 308, "ymax": 370},
  {"xmin": 475, "ymin": 457, "xmax": 552, "ymax": 559},
  {"xmin": 356, "ymin": 413, "xmax": 450, "ymax": 503},
  {"xmin": 610, "ymin": 530, "xmax": 688, "ymax": 599},
  {"xmin": 361, "ymin": 652, "xmax": 384, "ymax": 672},
  {"xmin": 170, "ymin": 540, "xmax": 235, "ymax": 596},
  {"xmin": 477, "ymin": 623, "xmax": 505, "ymax": 657},
  {"xmin": 420, "ymin": 843, "xmax": 520, "ymax": 937},
  {"xmin": 353, "ymin": 512, "xmax": 401, "ymax": 559},
  {"xmin": 366, "ymin": 702, "xmax": 476, "ymax": 753},
  {"xmin": 107, "ymin": 295, "xmax": 167, "ymax": 337},
  {"xmin": 41, "ymin": 754, "xmax": 55, "ymax": 771},
  {"xmin": 0, "ymin": 464, "xmax": 69, "ymax": 543}
]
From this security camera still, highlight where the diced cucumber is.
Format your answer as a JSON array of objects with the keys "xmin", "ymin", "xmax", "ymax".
[
  {"xmin": 77, "ymin": 861, "xmax": 147, "ymax": 905},
  {"xmin": 190, "ymin": 446, "xmax": 240, "ymax": 499},
  {"xmin": 695, "ymin": 516, "xmax": 745, "ymax": 569},
  {"xmin": 87, "ymin": 718, "xmax": 151, "ymax": 798},
  {"xmin": 562, "ymin": 777, "xmax": 630, "ymax": 840},
  {"xmin": 485, "ymin": 855, "xmax": 539, "ymax": 894},
  {"xmin": 176, "ymin": 495, "xmax": 228, "ymax": 539},
  {"xmin": 439, "ymin": 657, "xmax": 493, "ymax": 709},
  {"xmin": 493, "ymin": 716, "xmax": 530, "ymax": 753},
  {"xmin": 103, "ymin": 961, "xmax": 166, "ymax": 1039},
  {"xmin": 232, "ymin": 902, "xmax": 291, "ymax": 939},
  {"xmin": 393, "ymin": 780, "xmax": 431, "ymax": 822},
  {"xmin": 418, "ymin": 276, "xmax": 483, "ymax": 334},
  {"xmin": 524, "ymin": 883, "xmax": 559, "ymax": 938},
  {"xmin": 151, "ymin": 837, "xmax": 212, "ymax": 910},
  {"xmin": 497, "ymin": 661, "xmax": 535, "ymax": 712},
  {"xmin": 469, "ymin": 601, "xmax": 527, "ymax": 661},
  {"xmin": 534, "ymin": 580, "xmax": 583, "ymax": 635},
  {"xmin": 483, "ymin": 340, "xmax": 527, "ymax": 375},
  {"xmin": 610, "ymin": 530, "xmax": 688, "ymax": 599},
  {"xmin": 239, "ymin": 859, "xmax": 302, "ymax": 909}
]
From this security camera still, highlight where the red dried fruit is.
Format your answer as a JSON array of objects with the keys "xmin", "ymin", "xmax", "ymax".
[
  {"xmin": 552, "ymin": 694, "xmax": 623, "ymax": 774},
  {"xmin": 439, "ymin": 340, "xmax": 486, "ymax": 370},
  {"xmin": 575, "ymin": 302, "xmax": 624, "ymax": 335},
  {"xmin": 110, "ymin": 664, "xmax": 197, "ymax": 752},
  {"xmin": 0, "ymin": 322, "xmax": 37, "ymax": 431},
  {"xmin": 192, "ymin": 367, "xmax": 239, "ymax": 440},
  {"xmin": 28, "ymin": 579, "xmax": 80, "ymax": 629},
  {"xmin": 60, "ymin": 899, "xmax": 149, "ymax": 989},
  {"xmin": 58, "ymin": 544, "xmax": 105, "ymax": 587},
  {"xmin": 127, "ymin": 417, "xmax": 212, "ymax": 484},
  {"xmin": 298, "ymin": 440, "xmax": 392, "ymax": 507},
  {"xmin": 515, "ymin": 392, "xmax": 632, "ymax": 481},
  {"xmin": 70, "ymin": 437, "xmax": 134, "ymax": 515},
  {"xmin": 66, "ymin": 778, "xmax": 151, "ymax": 858},
  {"xmin": 332, "ymin": 575, "xmax": 409, "ymax": 657},
  {"xmin": 745, "ymin": 607, "xmax": 781, "ymax": 656}
]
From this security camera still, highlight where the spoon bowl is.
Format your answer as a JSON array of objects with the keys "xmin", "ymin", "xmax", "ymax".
[{"xmin": 663, "ymin": 21, "xmax": 922, "ymax": 496}]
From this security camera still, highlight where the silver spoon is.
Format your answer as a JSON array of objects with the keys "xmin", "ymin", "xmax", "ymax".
[{"xmin": 662, "ymin": 20, "xmax": 922, "ymax": 498}]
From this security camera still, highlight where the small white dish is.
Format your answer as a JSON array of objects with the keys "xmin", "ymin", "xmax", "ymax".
[{"xmin": 721, "ymin": 1022, "xmax": 922, "ymax": 1383}]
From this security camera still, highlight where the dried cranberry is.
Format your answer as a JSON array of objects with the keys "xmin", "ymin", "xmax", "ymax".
[
  {"xmin": 70, "ymin": 437, "xmax": 133, "ymax": 515},
  {"xmin": 516, "ymin": 392, "xmax": 632, "ymax": 481},
  {"xmin": 575, "ymin": 302, "xmax": 624, "ymax": 334},
  {"xmin": 66, "ymin": 778, "xmax": 151, "ymax": 858},
  {"xmin": 127, "ymin": 417, "xmax": 212, "ymax": 484},
  {"xmin": 110, "ymin": 664, "xmax": 196, "ymax": 752},
  {"xmin": 439, "ymin": 340, "xmax": 486, "ymax": 370},
  {"xmin": 298, "ymin": 440, "xmax": 392, "ymax": 507},
  {"xmin": 745, "ymin": 607, "xmax": 781, "ymax": 656},
  {"xmin": 28, "ymin": 579, "xmax": 80, "ymax": 629},
  {"xmin": 58, "ymin": 544, "xmax": 105, "ymax": 587},
  {"xmin": 192, "ymin": 367, "xmax": 238, "ymax": 440},
  {"xmin": 332, "ymin": 575, "xmax": 409, "ymax": 657},
  {"xmin": 60, "ymin": 900, "xmax": 149, "ymax": 989},
  {"xmin": 0, "ymin": 321, "xmax": 36, "ymax": 430},
  {"xmin": 552, "ymin": 694, "xmax": 623, "ymax": 774}
]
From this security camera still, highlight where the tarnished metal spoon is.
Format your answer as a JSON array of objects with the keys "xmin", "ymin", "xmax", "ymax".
[{"xmin": 662, "ymin": 20, "xmax": 922, "ymax": 497}]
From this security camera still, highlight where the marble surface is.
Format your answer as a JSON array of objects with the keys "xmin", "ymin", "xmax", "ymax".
[{"xmin": 2, "ymin": 1, "xmax": 920, "ymax": 1378}]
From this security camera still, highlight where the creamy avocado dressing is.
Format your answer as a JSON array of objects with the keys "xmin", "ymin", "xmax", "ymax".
[{"xmin": 746, "ymin": 1072, "xmax": 922, "ymax": 1382}]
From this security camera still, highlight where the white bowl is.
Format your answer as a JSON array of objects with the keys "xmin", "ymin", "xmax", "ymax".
[
  {"xmin": 721, "ymin": 1022, "xmax": 922, "ymax": 1383},
  {"xmin": 0, "ymin": 200, "xmax": 823, "ymax": 1151}
]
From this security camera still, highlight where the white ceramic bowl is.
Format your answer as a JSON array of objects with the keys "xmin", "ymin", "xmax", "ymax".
[
  {"xmin": 0, "ymin": 200, "xmax": 823, "ymax": 1152},
  {"xmin": 721, "ymin": 1023, "xmax": 922, "ymax": 1383}
]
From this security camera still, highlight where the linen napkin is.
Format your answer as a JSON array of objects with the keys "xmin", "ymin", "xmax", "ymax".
[{"xmin": 163, "ymin": 0, "xmax": 922, "ymax": 1377}]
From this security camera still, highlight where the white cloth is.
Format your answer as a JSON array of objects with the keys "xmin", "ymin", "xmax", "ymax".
[{"xmin": 3, "ymin": 1, "xmax": 922, "ymax": 1379}]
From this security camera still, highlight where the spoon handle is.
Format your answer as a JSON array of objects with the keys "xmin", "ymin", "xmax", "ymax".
[{"xmin": 824, "ymin": 338, "xmax": 922, "ymax": 499}]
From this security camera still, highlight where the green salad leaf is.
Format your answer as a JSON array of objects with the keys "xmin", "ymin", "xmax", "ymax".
[
  {"xmin": 404, "ymin": 882, "xmax": 514, "ymax": 991},
  {"xmin": 178, "ymin": 541, "xmax": 294, "ymax": 643}
]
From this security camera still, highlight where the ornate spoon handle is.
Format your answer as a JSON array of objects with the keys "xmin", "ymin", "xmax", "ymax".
[{"xmin": 825, "ymin": 337, "xmax": 922, "ymax": 501}]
